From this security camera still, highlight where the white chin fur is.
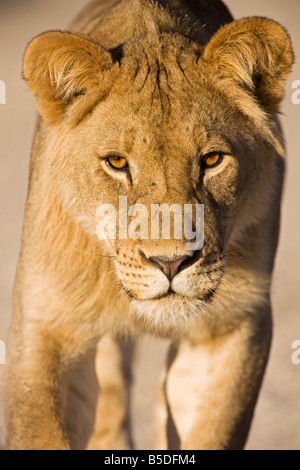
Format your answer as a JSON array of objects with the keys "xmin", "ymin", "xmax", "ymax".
[{"xmin": 130, "ymin": 294, "xmax": 207, "ymax": 332}]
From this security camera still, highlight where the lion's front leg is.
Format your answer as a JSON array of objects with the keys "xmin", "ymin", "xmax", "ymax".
[
  {"xmin": 4, "ymin": 328, "xmax": 70, "ymax": 450},
  {"xmin": 164, "ymin": 308, "xmax": 272, "ymax": 450},
  {"xmin": 86, "ymin": 335, "xmax": 134, "ymax": 450}
]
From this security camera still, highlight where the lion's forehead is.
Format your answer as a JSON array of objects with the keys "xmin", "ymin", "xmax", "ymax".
[
  {"xmin": 90, "ymin": 72, "xmax": 244, "ymax": 158},
  {"xmin": 113, "ymin": 36, "xmax": 204, "ymax": 107},
  {"xmin": 88, "ymin": 97, "xmax": 238, "ymax": 167},
  {"xmin": 76, "ymin": 36, "xmax": 256, "ymax": 168}
]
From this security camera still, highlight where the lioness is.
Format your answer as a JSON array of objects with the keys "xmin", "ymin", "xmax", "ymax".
[{"xmin": 4, "ymin": 0, "xmax": 293, "ymax": 450}]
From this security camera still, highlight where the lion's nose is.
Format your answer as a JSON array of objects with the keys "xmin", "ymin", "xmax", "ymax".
[{"xmin": 149, "ymin": 255, "xmax": 191, "ymax": 281}]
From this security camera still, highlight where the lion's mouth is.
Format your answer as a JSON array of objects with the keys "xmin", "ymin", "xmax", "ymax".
[
  {"xmin": 117, "ymin": 254, "xmax": 225, "ymax": 302},
  {"xmin": 122, "ymin": 282, "xmax": 218, "ymax": 302}
]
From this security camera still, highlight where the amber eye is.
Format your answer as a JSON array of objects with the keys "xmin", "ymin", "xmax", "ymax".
[
  {"xmin": 106, "ymin": 155, "xmax": 128, "ymax": 171},
  {"xmin": 202, "ymin": 153, "xmax": 223, "ymax": 169}
]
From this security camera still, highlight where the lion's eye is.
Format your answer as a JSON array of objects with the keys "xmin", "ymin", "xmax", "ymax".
[
  {"xmin": 202, "ymin": 153, "xmax": 224, "ymax": 169},
  {"xmin": 106, "ymin": 156, "xmax": 128, "ymax": 170}
]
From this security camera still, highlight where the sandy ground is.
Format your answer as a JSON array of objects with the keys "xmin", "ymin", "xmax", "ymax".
[{"xmin": 0, "ymin": 0, "xmax": 299, "ymax": 450}]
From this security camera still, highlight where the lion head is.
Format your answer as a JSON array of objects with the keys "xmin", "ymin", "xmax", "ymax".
[{"xmin": 23, "ymin": 4, "xmax": 293, "ymax": 330}]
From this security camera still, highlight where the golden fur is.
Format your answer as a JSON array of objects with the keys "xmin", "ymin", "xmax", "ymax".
[{"xmin": 4, "ymin": 0, "xmax": 293, "ymax": 450}]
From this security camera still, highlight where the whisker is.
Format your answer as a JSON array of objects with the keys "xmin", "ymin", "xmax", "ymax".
[
  {"xmin": 224, "ymin": 268, "xmax": 246, "ymax": 281},
  {"xmin": 219, "ymin": 280, "xmax": 235, "ymax": 302},
  {"xmin": 115, "ymin": 279, "xmax": 129, "ymax": 298},
  {"xmin": 104, "ymin": 269, "xmax": 117, "ymax": 278},
  {"xmin": 221, "ymin": 277, "xmax": 242, "ymax": 294},
  {"xmin": 73, "ymin": 247, "xmax": 115, "ymax": 259},
  {"xmin": 236, "ymin": 235, "xmax": 262, "ymax": 242},
  {"xmin": 223, "ymin": 249, "xmax": 245, "ymax": 260},
  {"xmin": 208, "ymin": 287, "xmax": 224, "ymax": 304}
]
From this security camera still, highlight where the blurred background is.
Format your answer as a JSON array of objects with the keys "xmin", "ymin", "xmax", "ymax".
[{"xmin": 0, "ymin": 0, "xmax": 299, "ymax": 450}]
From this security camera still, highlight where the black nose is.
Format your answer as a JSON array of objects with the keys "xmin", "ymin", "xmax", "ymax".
[{"xmin": 148, "ymin": 250, "xmax": 202, "ymax": 281}]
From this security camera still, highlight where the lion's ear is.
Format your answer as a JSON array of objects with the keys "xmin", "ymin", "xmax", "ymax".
[
  {"xmin": 203, "ymin": 17, "xmax": 293, "ymax": 113},
  {"xmin": 23, "ymin": 31, "xmax": 113, "ymax": 124}
]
